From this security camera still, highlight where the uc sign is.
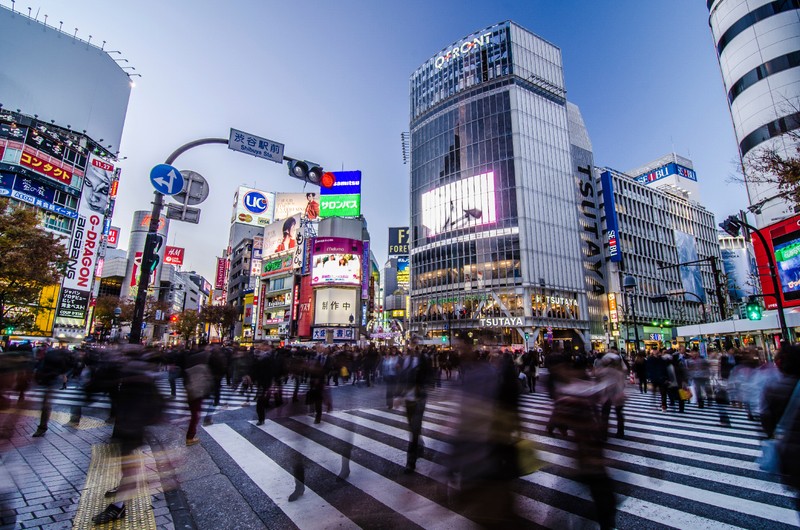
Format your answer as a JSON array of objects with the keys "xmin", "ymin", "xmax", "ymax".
[{"xmin": 243, "ymin": 190, "xmax": 269, "ymax": 214}]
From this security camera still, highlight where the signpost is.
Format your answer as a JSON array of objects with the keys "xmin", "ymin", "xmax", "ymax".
[
  {"xmin": 228, "ymin": 128, "xmax": 285, "ymax": 164},
  {"xmin": 150, "ymin": 164, "xmax": 184, "ymax": 195}
]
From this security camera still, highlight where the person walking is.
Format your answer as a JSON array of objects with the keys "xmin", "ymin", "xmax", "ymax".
[
  {"xmin": 401, "ymin": 347, "xmax": 432, "ymax": 473},
  {"xmin": 184, "ymin": 347, "xmax": 212, "ymax": 446},
  {"xmin": 598, "ymin": 351, "xmax": 627, "ymax": 439},
  {"xmin": 31, "ymin": 344, "xmax": 70, "ymax": 437}
]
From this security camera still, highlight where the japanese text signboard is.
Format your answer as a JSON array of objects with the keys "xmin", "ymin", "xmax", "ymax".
[{"xmin": 228, "ymin": 128, "xmax": 285, "ymax": 164}]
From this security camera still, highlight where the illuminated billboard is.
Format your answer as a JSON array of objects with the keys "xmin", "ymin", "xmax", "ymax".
[
  {"xmin": 231, "ymin": 186, "xmax": 275, "ymax": 227},
  {"xmin": 311, "ymin": 237, "xmax": 363, "ymax": 286},
  {"xmin": 397, "ymin": 256, "xmax": 410, "ymax": 290},
  {"xmin": 275, "ymin": 192, "xmax": 321, "ymax": 221},
  {"xmin": 388, "ymin": 227, "xmax": 410, "ymax": 256},
  {"xmin": 262, "ymin": 214, "xmax": 301, "ymax": 257},
  {"xmin": 421, "ymin": 171, "xmax": 496, "ymax": 237},
  {"xmin": 774, "ymin": 231, "xmax": 800, "ymax": 301},
  {"xmin": 320, "ymin": 171, "xmax": 361, "ymax": 218}
]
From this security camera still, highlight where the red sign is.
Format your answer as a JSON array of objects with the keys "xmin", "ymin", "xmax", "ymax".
[
  {"xmin": 109, "ymin": 179, "xmax": 119, "ymax": 199},
  {"xmin": 107, "ymin": 227, "xmax": 120, "ymax": 248},
  {"xmin": 297, "ymin": 275, "xmax": 314, "ymax": 338},
  {"xmin": 19, "ymin": 147, "xmax": 72, "ymax": 185},
  {"xmin": 215, "ymin": 257, "xmax": 227, "ymax": 289},
  {"xmin": 0, "ymin": 144, "xmax": 5, "ymax": 160},
  {"xmin": 752, "ymin": 214, "xmax": 800, "ymax": 309},
  {"xmin": 164, "ymin": 246, "xmax": 185, "ymax": 265}
]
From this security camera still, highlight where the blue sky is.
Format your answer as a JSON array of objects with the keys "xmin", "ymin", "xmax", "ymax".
[{"xmin": 9, "ymin": 0, "xmax": 745, "ymax": 282}]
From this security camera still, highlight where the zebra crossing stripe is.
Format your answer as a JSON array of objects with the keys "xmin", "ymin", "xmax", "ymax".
[
  {"xmin": 304, "ymin": 413, "xmax": 598, "ymax": 530},
  {"xmin": 340, "ymin": 407, "xmax": 750, "ymax": 529},
  {"xmin": 255, "ymin": 419, "xmax": 481, "ymax": 530},
  {"xmin": 203, "ymin": 423, "xmax": 358, "ymax": 530}
]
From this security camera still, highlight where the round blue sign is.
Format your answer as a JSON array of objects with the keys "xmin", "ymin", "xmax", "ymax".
[{"xmin": 243, "ymin": 190, "xmax": 269, "ymax": 214}]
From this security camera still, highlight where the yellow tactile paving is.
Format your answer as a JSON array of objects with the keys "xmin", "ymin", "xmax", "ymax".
[
  {"xmin": 72, "ymin": 444, "xmax": 157, "ymax": 530},
  {"xmin": 0, "ymin": 408, "xmax": 107, "ymax": 430}
]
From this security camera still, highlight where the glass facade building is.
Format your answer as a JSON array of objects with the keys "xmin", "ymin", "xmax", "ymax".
[{"xmin": 409, "ymin": 21, "xmax": 591, "ymax": 349}]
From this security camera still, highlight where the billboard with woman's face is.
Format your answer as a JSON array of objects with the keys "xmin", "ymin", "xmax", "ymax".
[{"xmin": 311, "ymin": 237, "xmax": 363, "ymax": 286}]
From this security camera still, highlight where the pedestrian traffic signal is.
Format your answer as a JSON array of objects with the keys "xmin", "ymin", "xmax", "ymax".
[
  {"xmin": 746, "ymin": 298, "xmax": 762, "ymax": 320},
  {"xmin": 287, "ymin": 160, "xmax": 334, "ymax": 188},
  {"xmin": 441, "ymin": 336, "xmax": 447, "ymax": 343},
  {"xmin": 524, "ymin": 332, "xmax": 529, "ymax": 340}
]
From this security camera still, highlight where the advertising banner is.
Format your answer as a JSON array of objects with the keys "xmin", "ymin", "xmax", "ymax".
[
  {"xmin": 215, "ymin": 257, "xmax": 227, "ymax": 290},
  {"xmin": 19, "ymin": 147, "xmax": 73, "ymax": 185},
  {"xmin": 362, "ymin": 241, "xmax": 370, "ymax": 300},
  {"xmin": 312, "ymin": 328, "xmax": 355, "ymax": 341},
  {"xmin": 388, "ymin": 227, "xmax": 410, "ymax": 256},
  {"xmin": 262, "ymin": 254, "xmax": 294, "ymax": 277},
  {"xmin": 311, "ymin": 237, "xmax": 363, "ymax": 286},
  {"xmin": 774, "ymin": 230, "xmax": 800, "ymax": 302},
  {"xmin": 634, "ymin": 162, "xmax": 697, "ymax": 185},
  {"xmin": 164, "ymin": 246, "xmax": 185, "ymax": 265},
  {"xmin": 1, "ymin": 171, "xmax": 78, "ymax": 218},
  {"xmin": 107, "ymin": 226, "xmax": 121, "ymax": 248},
  {"xmin": 314, "ymin": 288, "xmax": 359, "ymax": 326},
  {"xmin": 57, "ymin": 153, "xmax": 114, "ymax": 323},
  {"xmin": 262, "ymin": 213, "xmax": 301, "ymax": 256},
  {"xmin": 275, "ymin": 192, "xmax": 321, "ymax": 221},
  {"xmin": 673, "ymin": 230, "xmax": 706, "ymax": 303},
  {"xmin": 251, "ymin": 235, "xmax": 263, "ymax": 275},
  {"xmin": 397, "ymin": 256, "xmax": 410, "ymax": 290},
  {"xmin": 243, "ymin": 293, "xmax": 254, "ymax": 326},
  {"xmin": 55, "ymin": 288, "xmax": 91, "ymax": 319},
  {"xmin": 600, "ymin": 171, "xmax": 622, "ymax": 262},
  {"xmin": 231, "ymin": 186, "xmax": 275, "ymax": 227},
  {"xmin": 421, "ymin": 171, "xmax": 496, "ymax": 237},
  {"xmin": 297, "ymin": 275, "xmax": 314, "ymax": 337},
  {"xmin": 319, "ymin": 170, "xmax": 361, "ymax": 218}
]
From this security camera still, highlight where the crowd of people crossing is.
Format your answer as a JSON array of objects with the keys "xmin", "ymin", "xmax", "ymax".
[{"xmin": 2, "ymin": 337, "xmax": 800, "ymax": 528}]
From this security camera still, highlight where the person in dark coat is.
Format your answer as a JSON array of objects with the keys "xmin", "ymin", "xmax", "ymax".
[
  {"xmin": 32, "ymin": 345, "xmax": 70, "ymax": 437},
  {"xmin": 761, "ymin": 345, "xmax": 800, "ymax": 513},
  {"xmin": 646, "ymin": 350, "xmax": 669, "ymax": 411}
]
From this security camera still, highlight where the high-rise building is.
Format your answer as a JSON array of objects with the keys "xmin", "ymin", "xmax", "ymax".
[
  {"xmin": 708, "ymin": 0, "xmax": 800, "ymax": 227},
  {"xmin": 0, "ymin": 6, "xmax": 133, "ymax": 341},
  {"xmin": 409, "ymin": 21, "xmax": 590, "ymax": 349}
]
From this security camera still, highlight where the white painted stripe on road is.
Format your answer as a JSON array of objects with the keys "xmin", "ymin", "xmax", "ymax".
[
  {"xmin": 299, "ymin": 413, "xmax": 598, "ymax": 530},
  {"xmin": 204, "ymin": 423, "xmax": 357, "ymax": 530},
  {"xmin": 256, "ymin": 419, "xmax": 479, "ymax": 530},
  {"xmin": 529, "ymin": 471, "xmax": 744, "ymax": 530}
]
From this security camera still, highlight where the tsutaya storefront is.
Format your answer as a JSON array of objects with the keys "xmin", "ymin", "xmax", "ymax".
[{"xmin": 412, "ymin": 289, "xmax": 587, "ymax": 349}]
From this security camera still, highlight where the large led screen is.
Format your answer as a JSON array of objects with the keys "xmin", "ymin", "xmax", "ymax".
[
  {"xmin": 311, "ymin": 237, "xmax": 363, "ymax": 286},
  {"xmin": 774, "ymin": 230, "xmax": 800, "ymax": 301},
  {"xmin": 314, "ymin": 288, "xmax": 359, "ymax": 326},
  {"xmin": 421, "ymin": 172, "xmax": 496, "ymax": 237}
]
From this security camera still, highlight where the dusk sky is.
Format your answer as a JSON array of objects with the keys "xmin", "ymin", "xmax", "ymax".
[{"xmin": 8, "ymin": 0, "xmax": 745, "ymax": 282}]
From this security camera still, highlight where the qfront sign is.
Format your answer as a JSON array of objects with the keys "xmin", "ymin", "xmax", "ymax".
[
  {"xmin": 479, "ymin": 316, "xmax": 523, "ymax": 327},
  {"xmin": 435, "ymin": 32, "xmax": 492, "ymax": 69}
]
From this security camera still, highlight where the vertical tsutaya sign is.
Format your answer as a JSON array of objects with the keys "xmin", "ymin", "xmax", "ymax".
[
  {"xmin": 319, "ymin": 171, "xmax": 361, "ymax": 218},
  {"xmin": 388, "ymin": 227, "xmax": 410, "ymax": 256},
  {"xmin": 56, "ymin": 153, "xmax": 114, "ymax": 322},
  {"xmin": 600, "ymin": 171, "xmax": 622, "ymax": 262}
]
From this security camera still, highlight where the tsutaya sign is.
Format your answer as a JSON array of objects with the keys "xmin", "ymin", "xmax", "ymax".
[
  {"xmin": 534, "ymin": 294, "xmax": 579, "ymax": 308},
  {"xmin": 480, "ymin": 316, "xmax": 523, "ymax": 327},
  {"xmin": 435, "ymin": 32, "xmax": 492, "ymax": 69}
]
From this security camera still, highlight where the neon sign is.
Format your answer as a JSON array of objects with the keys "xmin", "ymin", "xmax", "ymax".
[{"xmin": 435, "ymin": 32, "xmax": 492, "ymax": 69}]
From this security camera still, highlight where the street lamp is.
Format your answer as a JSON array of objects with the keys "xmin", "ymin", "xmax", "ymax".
[
  {"xmin": 651, "ymin": 291, "xmax": 707, "ymax": 323},
  {"xmin": 720, "ymin": 215, "xmax": 791, "ymax": 344},
  {"xmin": 623, "ymin": 275, "xmax": 641, "ymax": 353}
]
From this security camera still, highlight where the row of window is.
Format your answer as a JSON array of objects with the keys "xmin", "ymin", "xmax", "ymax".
[
  {"xmin": 729, "ymin": 50, "xmax": 800, "ymax": 104},
  {"xmin": 716, "ymin": 0, "xmax": 800, "ymax": 56}
]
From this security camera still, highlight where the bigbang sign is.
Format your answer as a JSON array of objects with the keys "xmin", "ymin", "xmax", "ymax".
[{"xmin": 320, "ymin": 171, "xmax": 361, "ymax": 218}]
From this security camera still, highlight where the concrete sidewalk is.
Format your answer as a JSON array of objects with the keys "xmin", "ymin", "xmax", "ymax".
[{"xmin": 0, "ymin": 406, "xmax": 176, "ymax": 530}]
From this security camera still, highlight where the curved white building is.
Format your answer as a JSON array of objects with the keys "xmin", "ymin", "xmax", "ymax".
[{"xmin": 708, "ymin": 0, "xmax": 800, "ymax": 227}]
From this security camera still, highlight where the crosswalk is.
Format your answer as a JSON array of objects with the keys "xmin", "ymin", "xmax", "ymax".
[
  {"xmin": 203, "ymin": 388, "xmax": 800, "ymax": 529},
  {"xmin": 9, "ymin": 374, "xmax": 315, "ymax": 419}
]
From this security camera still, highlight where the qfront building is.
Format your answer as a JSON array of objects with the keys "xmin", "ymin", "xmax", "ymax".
[
  {"xmin": 408, "ymin": 22, "xmax": 592, "ymax": 350},
  {"xmin": 708, "ymin": 0, "xmax": 800, "ymax": 227}
]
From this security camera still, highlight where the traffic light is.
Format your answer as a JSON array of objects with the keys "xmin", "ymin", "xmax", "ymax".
[
  {"xmin": 524, "ymin": 332, "xmax": 529, "ymax": 340},
  {"xmin": 441, "ymin": 336, "xmax": 447, "ymax": 343},
  {"xmin": 287, "ymin": 160, "xmax": 335, "ymax": 188},
  {"xmin": 719, "ymin": 216, "xmax": 742, "ymax": 237},
  {"xmin": 170, "ymin": 314, "xmax": 179, "ymax": 323},
  {"xmin": 746, "ymin": 297, "xmax": 762, "ymax": 320}
]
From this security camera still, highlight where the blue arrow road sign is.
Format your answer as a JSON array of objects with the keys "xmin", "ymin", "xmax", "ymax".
[{"xmin": 150, "ymin": 164, "xmax": 184, "ymax": 195}]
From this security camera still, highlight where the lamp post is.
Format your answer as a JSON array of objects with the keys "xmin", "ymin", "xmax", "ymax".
[
  {"xmin": 623, "ymin": 275, "xmax": 641, "ymax": 353},
  {"xmin": 720, "ymin": 215, "xmax": 791, "ymax": 344},
  {"xmin": 651, "ymin": 291, "xmax": 706, "ymax": 323}
]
